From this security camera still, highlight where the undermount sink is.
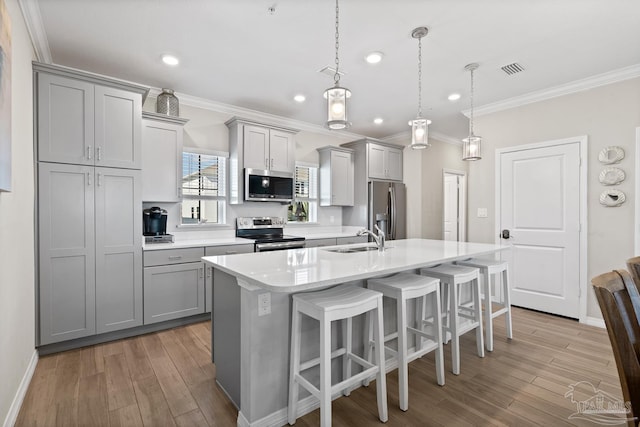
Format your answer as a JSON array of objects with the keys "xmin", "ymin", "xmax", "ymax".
[{"xmin": 324, "ymin": 246, "xmax": 384, "ymax": 253}]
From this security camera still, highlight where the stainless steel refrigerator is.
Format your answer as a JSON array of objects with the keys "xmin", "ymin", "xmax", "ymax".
[{"xmin": 343, "ymin": 180, "xmax": 406, "ymax": 240}]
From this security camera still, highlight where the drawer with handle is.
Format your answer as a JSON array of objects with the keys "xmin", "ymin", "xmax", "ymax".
[
  {"xmin": 205, "ymin": 244, "xmax": 254, "ymax": 256},
  {"xmin": 143, "ymin": 247, "xmax": 205, "ymax": 267}
]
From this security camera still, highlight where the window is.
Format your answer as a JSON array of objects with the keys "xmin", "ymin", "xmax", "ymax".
[
  {"xmin": 181, "ymin": 151, "xmax": 226, "ymax": 225},
  {"xmin": 288, "ymin": 164, "xmax": 318, "ymax": 223}
]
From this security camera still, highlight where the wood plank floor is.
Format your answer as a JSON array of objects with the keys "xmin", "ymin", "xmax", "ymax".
[{"xmin": 16, "ymin": 307, "xmax": 625, "ymax": 426}]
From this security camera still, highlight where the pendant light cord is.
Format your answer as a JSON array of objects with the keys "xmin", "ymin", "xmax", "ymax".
[
  {"xmin": 469, "ymin": 67, "xmax": 475, "ymax": 136},
  {"xmin": 417, "ymin": 36, "xmax": 422, "ymax": 117},
  {"xmin": 334, "ymin": 0, "xmax": 340, "ymax": 85}
]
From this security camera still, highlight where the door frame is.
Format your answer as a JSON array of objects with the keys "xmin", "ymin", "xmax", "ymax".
[
  {"xmin": 494, "ymin": 136, "xmax": 588, "ymax": 323},
  {"xmin": 442, "ymin": 169, "xmax": 467, "ymax": 242},
  {"xmin": 635, "ymin": 127, "xmax": 640, "ymax": 254}
]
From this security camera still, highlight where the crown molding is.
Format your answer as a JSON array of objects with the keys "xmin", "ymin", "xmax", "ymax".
[
  {"xmin": 147, "ymin": 88, "xmax": 365, "ymax": 140},
  {"xmin": 382, "ymin": 129, "xmax": 461, "ymax": 146},
  {"xmin": 463, "ymin": 63, "xmax": 640, "ymax": 118},
  {"xmin": 18, "ymin": 0, "xmax": 52, "ymax": 63}
]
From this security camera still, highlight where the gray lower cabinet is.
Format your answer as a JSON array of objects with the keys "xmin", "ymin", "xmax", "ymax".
[
  {"xmin": 304, "ymin": 238, "xmax": 337, "ymax": 248},
  {"xmin": 336, "ymin": 235, "xmax": 368, "ymax": 245},
  {"xmin": 143, "ymin": 247, "xmax": 206, "ymax": 324},
  {"xmin": 204, "ymin": 244, "xmax": 254, "ymax": 312},
  {"xmin": 38, "ymin": 163, "xmax": 142, "ymax": 345}
]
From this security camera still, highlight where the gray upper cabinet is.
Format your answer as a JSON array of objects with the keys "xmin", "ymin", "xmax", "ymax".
[
  {"xmin": 141, "ymin": 112, "xmax": 188, "ymax": 202},
  {"xmin": 37, "ymin": 73, "xmax": 95, "ymax": 166},
  {"xmin": 226, "ymin": 117, "xmax": 298, "ymax": 204},
  {"xmin": 38, "ymin": 163, "xmax": 96, "ymax": 345},
  {"xmin": 35, "ymin": 62, "xmax": 147, "ymax": 170},
  {"xmin": 95, "ymin": 167, "xmax": 143, "ymax": 334},
  {"xmin": 341, "ymin": 138, "xmax": 404, "ymax": 182},
  {"xmin": 317, "ymin": 146, "xmax": 354, "ymax": 206}
]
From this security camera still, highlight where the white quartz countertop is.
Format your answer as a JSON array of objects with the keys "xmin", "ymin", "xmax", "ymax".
[
  {"xmin": 142, "ymin": 227, "xmax": 364, "ymax": 251},
  {"xmin": 202, "ymin": 239, "xmax": 510, "ymax": 293}
]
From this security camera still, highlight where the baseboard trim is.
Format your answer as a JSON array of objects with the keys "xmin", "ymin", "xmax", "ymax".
[
  {"xmin": 237, "ymin": 395, "xmax": 318, "ymax": 427},
  {"xmin": 3, "ymin": 349, "xmax": 38, "ymax": 427},
  {"xmin": 584, "ymin": 316, "xmax": 606, "ymax": 329}
]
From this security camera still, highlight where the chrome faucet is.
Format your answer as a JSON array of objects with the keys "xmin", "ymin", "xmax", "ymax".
[{"xmin": 357, "ymin": 225, "xmax": 386, "ymax": 251}]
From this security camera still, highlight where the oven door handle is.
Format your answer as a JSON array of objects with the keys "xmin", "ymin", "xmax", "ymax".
[{"xmin": 255, "ymin": 241, "xmax": 306, "ymax": 251}]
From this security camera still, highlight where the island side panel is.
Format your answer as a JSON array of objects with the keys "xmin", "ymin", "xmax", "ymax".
[
  {"xmin": 240, "ymin": 287, "xmax": 292, "ymax": 422},
  {"xmin": 213, "ymin": 269, "xmax": 241, "ymax": 407}
]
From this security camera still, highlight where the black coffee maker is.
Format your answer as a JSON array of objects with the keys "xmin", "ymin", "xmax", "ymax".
[{"xmin": 143, "ymin": 207, "xmax": 168, "ymax": 236}]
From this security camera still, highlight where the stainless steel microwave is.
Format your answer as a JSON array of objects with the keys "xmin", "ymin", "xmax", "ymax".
[{"xmin": 244, "ymin": 168, "xmax": 294, "ymax": 202}]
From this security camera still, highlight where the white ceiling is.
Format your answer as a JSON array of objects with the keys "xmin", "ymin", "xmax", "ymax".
[{"xmin": 34, "ymin": 0, "xmax": 640, "ymax": 141}]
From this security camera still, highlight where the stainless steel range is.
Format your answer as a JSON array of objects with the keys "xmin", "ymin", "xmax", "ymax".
[{"xmin": 236, "ymin": 216, "xmax": 305, "ymax": 252}]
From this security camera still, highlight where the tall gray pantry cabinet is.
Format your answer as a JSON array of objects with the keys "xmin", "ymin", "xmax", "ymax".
[{"xmin": 34, "ymin": 63, "xmax": 148, "ymax": 346}]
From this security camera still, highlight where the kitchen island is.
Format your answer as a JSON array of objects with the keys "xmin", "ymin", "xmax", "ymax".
[{"xmin": 202, "ymin": 239, "xmax": 508, "ymax": 427}]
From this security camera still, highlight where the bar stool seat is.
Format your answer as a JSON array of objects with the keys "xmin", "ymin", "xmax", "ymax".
[
  {"xmin": 420, "ymin": 264, "xmax": 484, "ymax": 375},
  {"xmin": 367, "ymin": 273, "xmax": 445, "ymax": 411},
  {"xmin": 288, "ymin": 285, "xmax": 388, "ymax": 426},
  {"xmin": 456, "ymin": 258, "xmax": 513, "ymax": 351}
]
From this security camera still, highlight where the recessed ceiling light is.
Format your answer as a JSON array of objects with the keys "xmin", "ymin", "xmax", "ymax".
[
  {"xmin": 293, "ymin": 94, "xmax": 306, "ymax": 103},
  {"xmin": 365, "ymin": 52, "xmax": 384, "ymax": 64},
  {"xmin": 448, "ymin": 93, "xmax": 461, "ymax": 101},
  {"xmin": 373, "ymin": 117, "xmax": 383, "ymax": 125},
  {"xmin": 161, "ymin": 54, "xmax": 179, "ymax": 66}
]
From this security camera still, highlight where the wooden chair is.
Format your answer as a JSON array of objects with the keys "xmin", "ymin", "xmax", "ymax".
[
  {"xmin": 625, "ymin": 257, "xmax": 640, "ymax": 321},
  {"xmin": 591, "ymin": 269, "xmax": 640, "ymax": 426}
]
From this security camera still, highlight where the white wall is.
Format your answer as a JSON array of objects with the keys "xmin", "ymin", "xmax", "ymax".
[
  {"xmin": 467, "ymin": 77, "xmax": 640, "ymax": 319},
  {"xmin": 0, "ymin": 0, "xmax": 36, "ymax": 424}
]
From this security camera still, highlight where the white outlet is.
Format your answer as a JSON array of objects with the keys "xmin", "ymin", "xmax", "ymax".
[
  {"xmin": 477, "ymin": 208, "xmax": 488, "ymax": 218},
  {"xmin": 258, "ymin": 292, "xmax": 271, "ymax": 316}
]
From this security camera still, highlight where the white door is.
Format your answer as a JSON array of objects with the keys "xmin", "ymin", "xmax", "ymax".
[
  {"xmin": 443, "ymin": 174, "xmax": 459, "ymax": 241},
  {"xmin": 443, "ymin": 171, "xmax": 466, "ymax": 242},
  {"xmin": 499, "ymin": 142, "xmax": 581, "ymax": 318}
]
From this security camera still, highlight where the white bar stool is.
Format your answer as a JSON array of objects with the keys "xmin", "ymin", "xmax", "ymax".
[
  {"xmin": 420, "ymin": 264, "xmax": 484, "ymax": 375},
  {"xmin": 287, "ymin": 286, "xmax": 388, "ymax": 426},
  {"xmin": 456, "ymin": 258, "xmax": 513, "ymax": 351},
  {"xmin": 367, "ymin": 273, "xmax": 445, "ymax": 411}
]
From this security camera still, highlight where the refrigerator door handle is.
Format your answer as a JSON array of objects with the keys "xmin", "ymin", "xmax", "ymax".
[{"xmin": 390, "ymin": 185, "xmax": 397, "ymax": 240}]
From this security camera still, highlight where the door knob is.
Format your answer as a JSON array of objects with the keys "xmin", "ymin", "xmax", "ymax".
[{"xmin": 501, "ymin": 229, "xmax": 511, "ymax": 239}]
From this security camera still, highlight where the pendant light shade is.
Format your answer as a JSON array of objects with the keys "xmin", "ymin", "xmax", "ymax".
[
  {"xmin": 324, "ymin": 85, "xmax": 351, "ymax": 130},
  {"xmin": 409, "ymin": 26, "xmax": 431, "ymax": 150},
  {"xmin": 325, "ymin": 0, "xmax": 350, "ymax": 130},
  {"xmin": 462, "ymin": 63, "xmax": 482, "ymax": 161}
]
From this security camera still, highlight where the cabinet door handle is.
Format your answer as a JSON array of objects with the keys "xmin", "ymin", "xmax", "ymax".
[
  {"xmin": 87, "ymin": 146, "xmax": 93, "ymax": 160},
  {"xmin": 265, "ymin": 158, "xmax": 269, "ymax": 168},
  {"xmin": 270, "ymin": 158, "xmax": 274, "ymax": 168},
  {"xmin": 87, "ymin": 172, "xmax": 92, "ymax": 186},
  {"xmin": 97, "ymin": 147, "xmax": 102, "ymax": 161},
  {"xmin": 199, "ymin": 267, "xmax": 204, "ymax": 278},
  {"xmin": 225, "ymin": 251, "xmax": 238, "ymax": 254},
  {"xmin": 97, "ymin": 173, "xmax": 102, "ymax": 187},
  {"xmin": 168, "ymin": 255, "xmax": 182, "ymax": 260},
  {"xmin": 206, "ymin": 267, "xmax": 212, "ymax": 278}
]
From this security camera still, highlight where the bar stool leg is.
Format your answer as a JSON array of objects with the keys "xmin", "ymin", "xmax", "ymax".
[
  {"xmin": 363, "ymin": 313, "xmax": 373, "ymax": 387},
  {"xmin": 441, "ymin": 282, "xmax": 451, "ymax": 344},
  {"xmin": 343, "ymin": 318, "xmax": 352, "ymax": 396},
  {"xmin": 449, "ymin": 280, "xmax": 460, "ymax": 375},
  {"xmin": 483, "ymin": 268, "xmax": 494, "ymax": 352},
  {"xmin": 288, "ymin": 304, "xmax": 301, "ymax": 425},
  {"xmin": 319, "ymin": 316, "xmax": 332, "ymax": 427},
  {"xmin": 503, "ymin": 268, "xmax": 513, "ymax": 339},
  {"xmin": 374, "ymin": 298, "xmax": 388, "ymax": 423},
  {"xmin": 433, "ymin": 287, "xmax": 445, "ymax": 386},
  {"xmin": 397, "ymin": 293, "xmax": 409, "ymax": 411},
  {"xmin": 473, "ymin": 278, "xmax": 485, "ymax": 358}
]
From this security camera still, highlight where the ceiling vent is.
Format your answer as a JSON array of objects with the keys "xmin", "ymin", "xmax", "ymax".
[
  {"xmin": 318, "ymin": 66, "xmax": 345, "ymax": 77},
  {"xmin": 501, "ymin": 62, "xmax": 525, "ymax": 76}
]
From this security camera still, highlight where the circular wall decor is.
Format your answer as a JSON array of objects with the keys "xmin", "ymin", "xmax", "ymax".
[
  {"xmin": 599, "ymin": 167, "xmax": 626, "ymax": 185},
  {"xmin": 598, "ymin": 146, "xmax": 625, "ymax": 164},
  {"xmin": 599, "ymin": 189, "xmax": 626, "ymax": 207}
]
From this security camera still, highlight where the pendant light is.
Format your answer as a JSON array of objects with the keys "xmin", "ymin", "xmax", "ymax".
[
  {"xmin": 409, "ymin": 26, "xmax": 431, "ymax": 150},
  {"xmin": 324, "ymin": 0, "xmax": 351, "ymax": 130},
  {"xmin": 462, "ymin": 63, "xmax": 482, "ymax": 160}
]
